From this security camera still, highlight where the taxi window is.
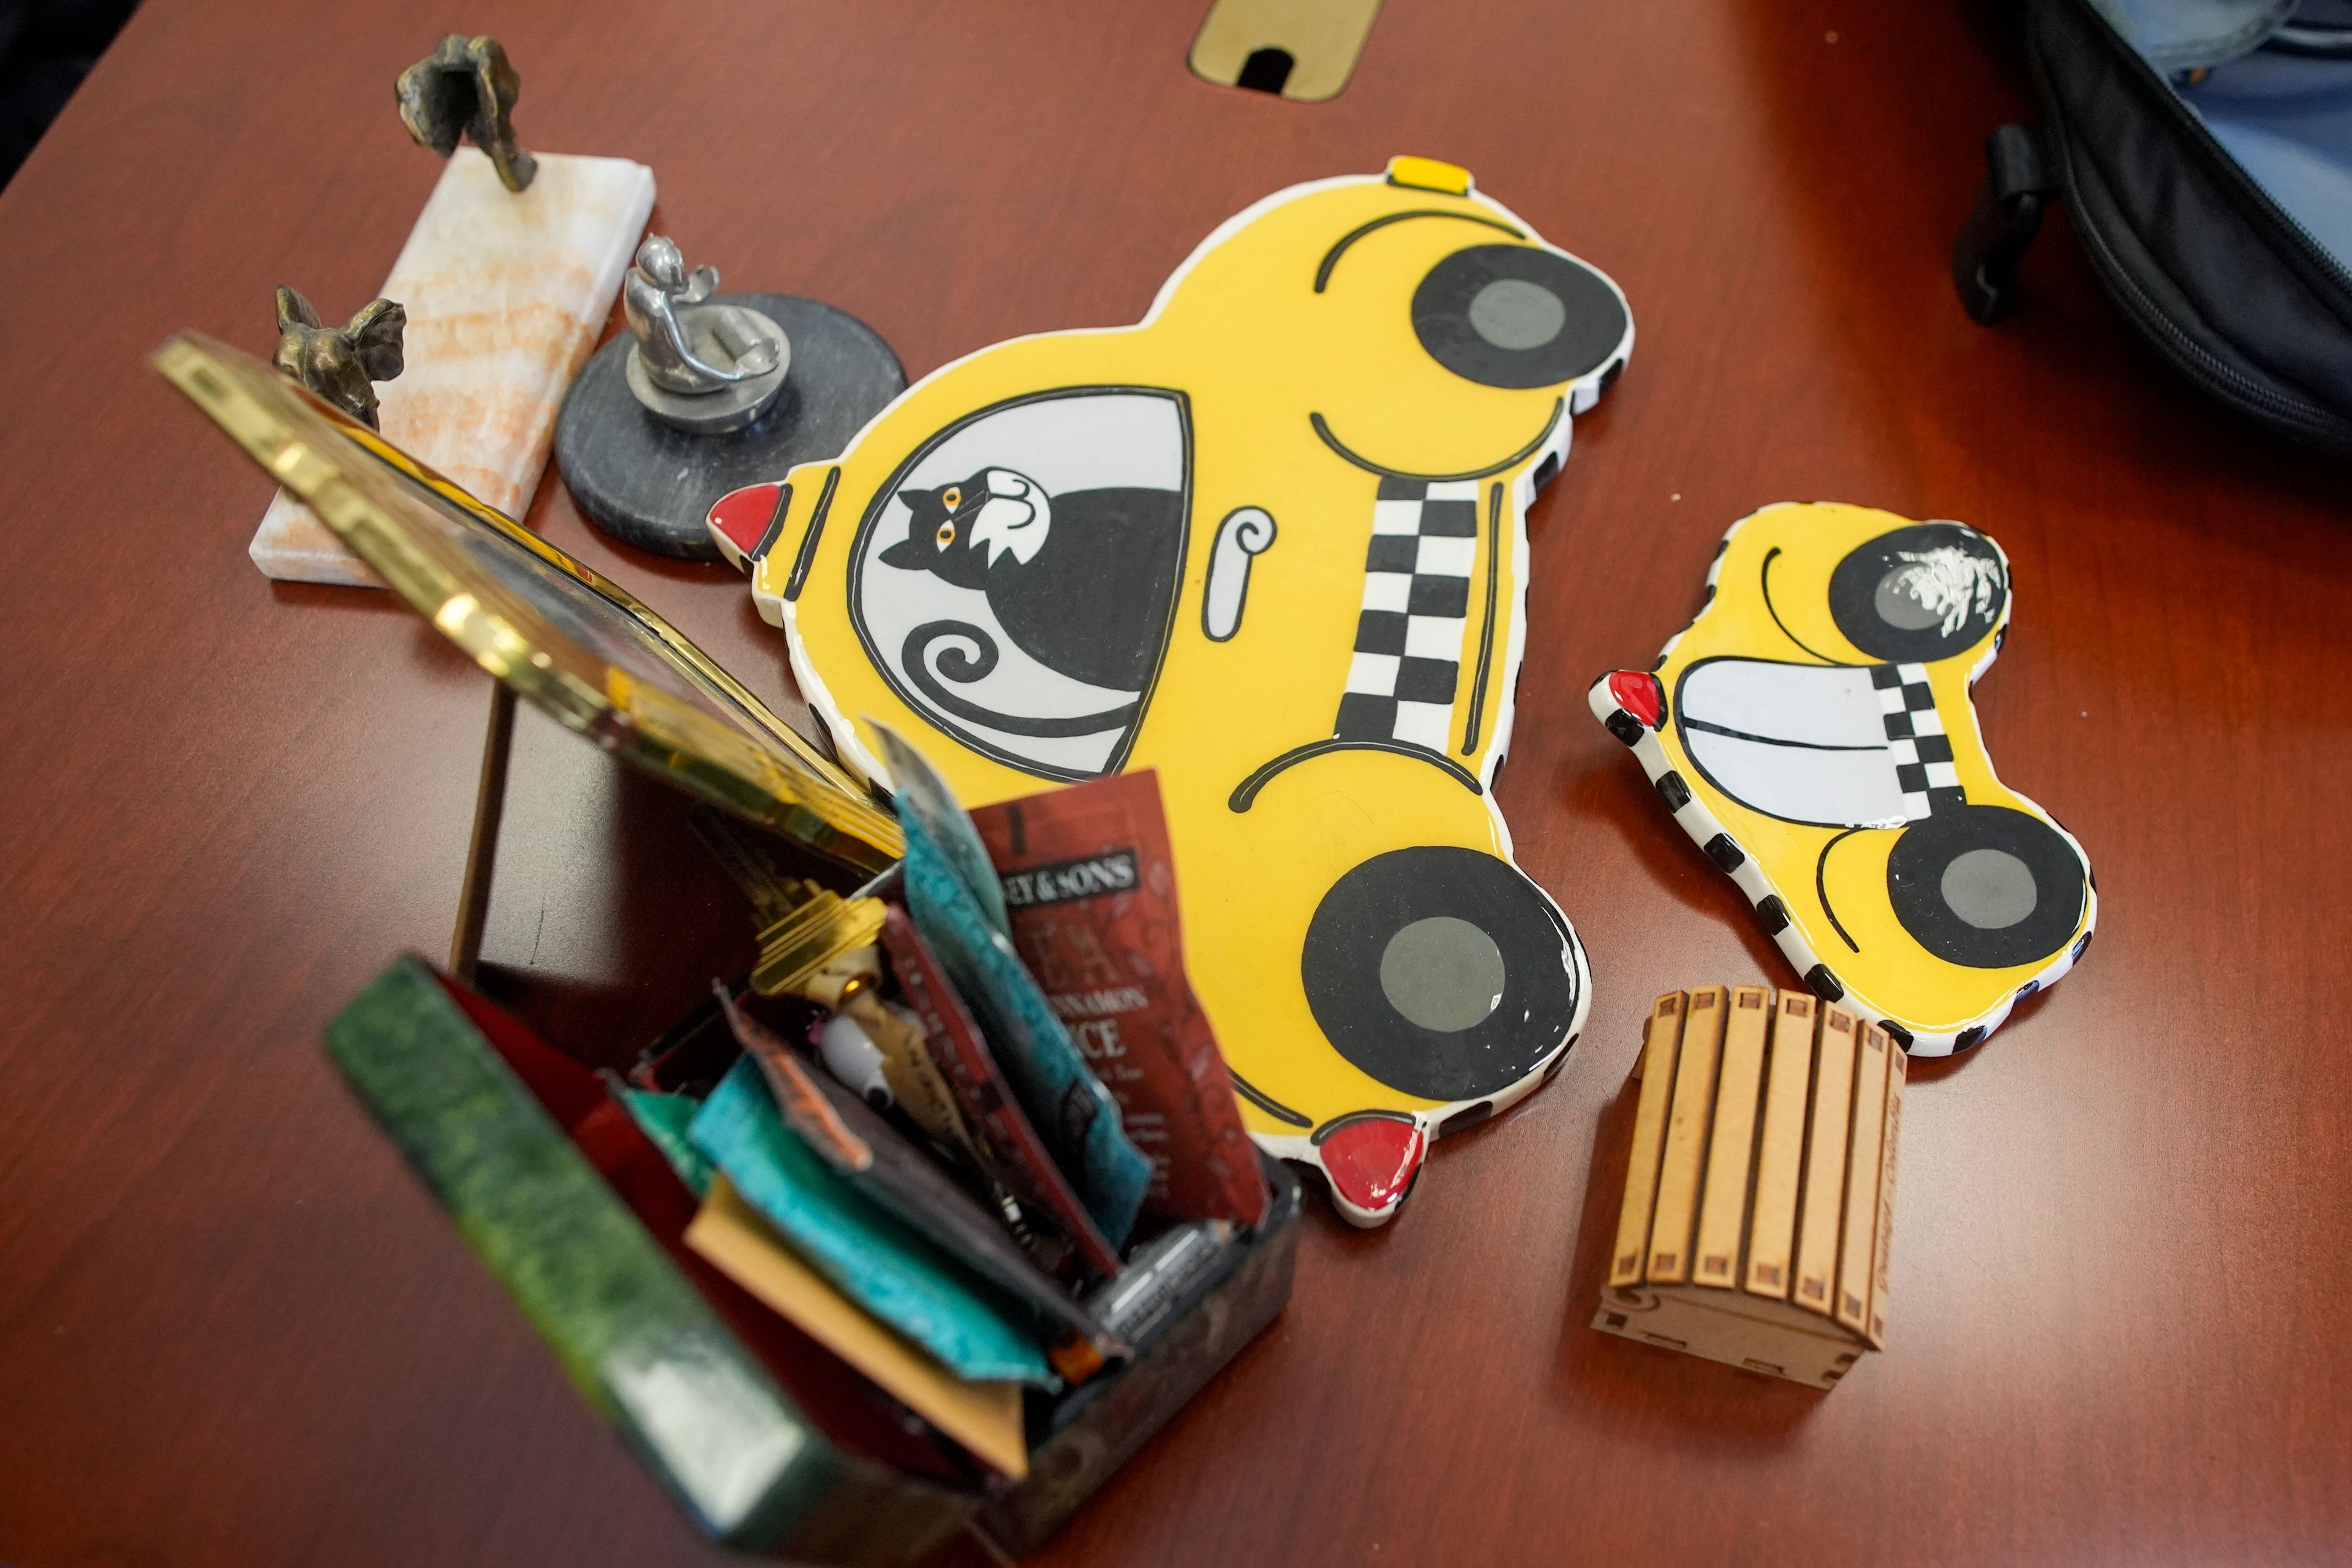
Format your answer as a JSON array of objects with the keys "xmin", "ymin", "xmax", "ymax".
[{"xmin": 848, "ymin": 387, "xmax": 1191, "ymax": 781}]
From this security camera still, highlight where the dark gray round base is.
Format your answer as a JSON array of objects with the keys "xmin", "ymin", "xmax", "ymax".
[{"xmin": 554, "ymin": 293, "xmax": 906, "ymax": 560}]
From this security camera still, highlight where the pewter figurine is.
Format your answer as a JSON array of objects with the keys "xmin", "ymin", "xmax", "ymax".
[
  {"xmin": 553, "ymin": 241, "xmax": 905, "ymax": 559},
  {"xmin": 271, "ymin": 287, "xmax": 405, "ymax": 429},
  {"xmin": 396, "ymin": 34, "xmax": 536, "ymax": 193},
  {"xmin": 624, "ymin": 237, "xmax": 780, "ymax": 391},
  {"xmin": 620, "ymin": 236, "xmax": 792, "ymax": 434}
]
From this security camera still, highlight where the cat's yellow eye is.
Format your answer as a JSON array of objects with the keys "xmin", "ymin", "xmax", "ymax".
[
  {"xmin": 936, "ymin": 522, "xmax": 956, "ymax": 546},
  {"xmin": 941, "ymin": 486, "xmax": 963, "ymax": 510}
]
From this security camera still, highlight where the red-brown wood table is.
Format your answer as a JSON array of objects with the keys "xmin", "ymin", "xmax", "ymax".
[{"xmin": 3, "ymin": 2, "xmax": 2347, "ymax": 1564}]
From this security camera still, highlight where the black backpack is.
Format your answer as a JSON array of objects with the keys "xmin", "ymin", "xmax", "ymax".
[{"xmin": 1953, "ymin": 0, "xmax": 2352, "ymax": 454}]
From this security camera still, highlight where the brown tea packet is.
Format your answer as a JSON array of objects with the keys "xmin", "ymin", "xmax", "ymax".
[{"xmin": 971, "ymin": 771, "xmax": 1269, "ymax": 1229}]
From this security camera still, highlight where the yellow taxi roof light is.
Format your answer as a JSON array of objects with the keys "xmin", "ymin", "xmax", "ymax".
[{"xmin": 1385, "ymin": 155, "xmax": 1472, "ymax": 195}]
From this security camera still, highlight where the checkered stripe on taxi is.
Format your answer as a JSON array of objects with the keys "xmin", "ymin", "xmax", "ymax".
[
  {"xmin": 1874, "ymin": 663, "xmax": 1966, "ymax": 820},
  {"xmin": 1334, "ymin": 477, "xmax": 1479, "ymax": 753}
]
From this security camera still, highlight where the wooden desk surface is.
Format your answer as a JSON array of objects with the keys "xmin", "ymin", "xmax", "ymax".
[{"xmin": 4, "ymin": 1, "xmax": 2347, "ymax": 1564}]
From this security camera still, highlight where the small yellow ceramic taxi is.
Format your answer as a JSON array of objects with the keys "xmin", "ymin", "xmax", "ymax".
[{"xmin": 1588, "ymin": 502, "xmax": 2096, "ymax": 1055}]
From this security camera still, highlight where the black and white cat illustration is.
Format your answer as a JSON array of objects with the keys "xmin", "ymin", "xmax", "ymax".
[{"xmin": 880, "ymin": 467, "xmax": 1183, "ymax": 693}]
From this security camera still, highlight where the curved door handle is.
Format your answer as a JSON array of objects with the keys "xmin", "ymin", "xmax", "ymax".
[{"xmin": 1202, "ymin": 507, "xmax": 1276, "ymax": 642}]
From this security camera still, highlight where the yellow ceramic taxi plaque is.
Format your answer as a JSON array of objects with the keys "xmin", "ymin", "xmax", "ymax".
[
  {"xmin": 709, "ymin": 158, "xmax": 1633, "ymax": 1224},
  {"xmin": 1587, "ymin": 503, "xmax": 2096, "ymax": 1055}
]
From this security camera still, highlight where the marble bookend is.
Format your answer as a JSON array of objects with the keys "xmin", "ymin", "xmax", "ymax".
[{"xmin": 250, "ymin": 148, "xmax": 654, "ymax": 585}]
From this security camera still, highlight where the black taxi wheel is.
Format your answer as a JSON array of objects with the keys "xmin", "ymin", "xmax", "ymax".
[
  {"xmin": 1412, "ymin": 245, "xmax": 1628, "ymax": 390},
  {"xmin": 1827, "ymin": 522, "xmax": 2007, "ymax": 663},
  {"xmin": 1301, "ymin": 846, "xmax": 1579, "ymax": 1102},
  {"xmin": 1886, "ymin": 806, "xmax": 2086, "ymax": 970}
]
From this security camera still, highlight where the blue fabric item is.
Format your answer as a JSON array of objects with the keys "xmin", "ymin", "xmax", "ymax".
[
  {"xmin": 2181, "ymin": 47, "xmax": 2352, "ymax": 266},
  {"xmin": 688, "ymin": 1058, "xmax": 1053, "ymax": 1385},
  {"xmin": 2096, "ymin": 0, "xmax": 2297, "ymax": 69},
  {"xmin": 899, "ymin": 810, "xmax": 1150, "ymax": 1248}
]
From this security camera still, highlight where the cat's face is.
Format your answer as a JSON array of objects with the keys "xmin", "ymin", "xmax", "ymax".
[{"xmin": 880, "ymin": 467, "xmax": 1051, "ymax": 587}]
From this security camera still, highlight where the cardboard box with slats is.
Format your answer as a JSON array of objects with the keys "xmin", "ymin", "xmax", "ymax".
[{"xmin": 1594, "ymin": 985, "xmax": 1904, "ymax": 1389}]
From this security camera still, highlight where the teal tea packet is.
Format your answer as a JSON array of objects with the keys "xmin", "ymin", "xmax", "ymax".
[
  {"xmin": 899, "ymin": 809, "xmax": 1150, "ymax": 1250},
  {"xmin": 875, "ymin": 723, "xmax": 1011, "ymax": 937},
  {"xmin": 688, "ymin": 1057, "xmax": 1053, "ymax": 1385},
  {"xmin": 712, "ymin": 986, "xmax": 1119, "ymax": 1360},
  {"xmin": 616, "ymin": 1085, "xmax": 716, "ymax": 1197}
]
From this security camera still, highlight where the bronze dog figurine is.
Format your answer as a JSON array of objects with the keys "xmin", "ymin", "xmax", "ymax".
[{"xmin": 271, "ymin": 287, "xmax": 405, "ymax": 430}]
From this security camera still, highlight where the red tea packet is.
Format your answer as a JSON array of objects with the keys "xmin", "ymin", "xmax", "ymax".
[
  {"xmin": 971, "ymin": 771, "xmax": 1270, "ymax": 1229},
  {"xmin": 879, "ymin": 908, "xmax": 1126, "ymax": 1282}
]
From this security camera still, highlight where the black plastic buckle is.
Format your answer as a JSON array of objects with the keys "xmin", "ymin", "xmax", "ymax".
[{"xmin": 1952, "ymin": 123, "xmax": 2059, "ymax": 325}]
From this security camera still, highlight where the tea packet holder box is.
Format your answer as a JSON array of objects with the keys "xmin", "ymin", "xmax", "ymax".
[
  {"xmin": 159, "ymin": 335, "xmax": 1300, "ymax": 1562},
  {"xmin": 333, "ymin": 957, "xmax": 1300, "ymax": 1562}
]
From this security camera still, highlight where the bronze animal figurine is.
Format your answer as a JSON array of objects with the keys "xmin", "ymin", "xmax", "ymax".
[
  {"xmin": 271, "ymin": 288, "xmax": 406, "ymax": 430},
  {"xmin": 396, "ymin": 34, "xmax": 535, "ymax": 193}
]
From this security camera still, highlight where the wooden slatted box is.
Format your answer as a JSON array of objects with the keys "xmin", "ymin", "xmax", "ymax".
[{"xmin": 1592, "ymin": 986, "xmax": 1904, "ymax": 1389}]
